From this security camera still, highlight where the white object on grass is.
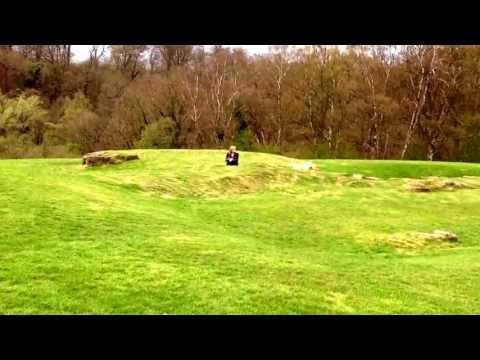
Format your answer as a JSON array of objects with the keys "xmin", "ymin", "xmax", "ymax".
[{"xmin": 290, "ymin": 162, "xmax": 314, "ymax": 171}]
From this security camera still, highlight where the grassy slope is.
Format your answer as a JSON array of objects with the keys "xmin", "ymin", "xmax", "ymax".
[{"xmin": 1, "ymin": 150, "xmax": 480, "ymax": 314}]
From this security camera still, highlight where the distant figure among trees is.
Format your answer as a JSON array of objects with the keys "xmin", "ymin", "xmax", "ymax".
[{"xmin": 225, "ymin": 146, "xmax": 239, "ymax": 166}]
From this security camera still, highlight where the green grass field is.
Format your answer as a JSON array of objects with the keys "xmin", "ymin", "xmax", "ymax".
[{"xmin": 1, "ymin": 149, "xmax": 480, "ymax": 314}]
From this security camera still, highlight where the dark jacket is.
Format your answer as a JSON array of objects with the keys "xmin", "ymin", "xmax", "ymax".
[{"xmin": 225, "ymin": 151, "xmax": 239, "ymax": 166}]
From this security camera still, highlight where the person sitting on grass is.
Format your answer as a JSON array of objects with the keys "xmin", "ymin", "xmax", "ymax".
[{"xmin": 225, "ymin": 146, "xmax": 239, "ymax": 166}]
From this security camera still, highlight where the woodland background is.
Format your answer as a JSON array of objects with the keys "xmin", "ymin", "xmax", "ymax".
[{"xmin": 1, "ymin": 45, "xmax": 480, "ymax": 161}]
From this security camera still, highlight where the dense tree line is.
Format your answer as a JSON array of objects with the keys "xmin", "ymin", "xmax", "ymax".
[{"xmin": 1, "ymin": 44, "xmax": 480, "ymax": 161}]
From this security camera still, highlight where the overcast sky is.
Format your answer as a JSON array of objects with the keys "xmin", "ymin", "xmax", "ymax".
[{"xmin": 71, "ymin": 45, "xmax": 307, "ymax": 62}]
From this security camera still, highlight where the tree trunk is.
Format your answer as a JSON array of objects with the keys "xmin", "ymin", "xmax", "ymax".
[
  {"xmin": 427, "ymin": 142, "xmax": 436, "ymax": 161},
  {"xmin": 400, "ymin": 46, "xmax": 437, "ymax": 160}
]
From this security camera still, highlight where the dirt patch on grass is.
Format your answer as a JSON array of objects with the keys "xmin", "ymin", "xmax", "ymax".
[
  {"xmin": 335, "ymin": 174, "xmax": 378, "ymax": 188},
  {"xmin": 366, "ymin": 230, "xmax": 459, "ymax": 252},
  {"xmin": 405, "ymin": 176, "xmax": 480, "ymax": 192},
  {"xmin": 83, "ymin": 151, "xmax": 139, "ymax": 167}
]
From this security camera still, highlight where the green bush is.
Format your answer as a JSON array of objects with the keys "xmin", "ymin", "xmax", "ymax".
[
  {"xmin": 312, "ymin": 143, "xmax": 332, "ymax": 159},
  {"xmin": 234, "ymin": 128, "xmax": 254, "ymax": 151},
  {"xmin": 281, "ymin": 142, "xmax": 318, "ymax": 159},
  {"xmin": 455, "ymin": 114, "xmax": 480, "ymax": 163},
  {"xmin": 251, "ymin": 143, "xmax": 282, "ymax": 155},
  {"xmin": 136, "ymin": 117, "xmax": 177, "ymax": 149},
  {"xmin": 405, "ymin": 143, "xmax": 429, "ymax": 161},
  {"xmin": 334, "ymin": 142, "xmax": 362, "ymax": 159}
]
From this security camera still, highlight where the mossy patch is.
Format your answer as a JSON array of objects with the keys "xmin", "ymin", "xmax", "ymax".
[{"xmin": 364, "ymin": 230, "xmax": 459, "ymax": 253}]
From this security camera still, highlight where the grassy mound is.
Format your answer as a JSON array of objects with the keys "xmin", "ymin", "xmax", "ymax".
[
  {"xmin": 1, "ymin": 150, "xmax": 480, "ymax": 314},
  {"xmin": 84, "ymin": 150, "xmax": 480, "ymax": 196},
  {"xmin": 84, "ymin": 150, "xmax": 324, "ymax": 197}
]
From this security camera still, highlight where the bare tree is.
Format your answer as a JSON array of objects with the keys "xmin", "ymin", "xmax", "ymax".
[
  {"xmin": 353, "ymin": 45, "xmax": 398, "ymax": 158},
  {"xmin": 400, "ymin": 45, "xmax": 438, "ymax": 159},
  {"xmin": 418, "ymin": 47, "xmax": 464, "ymax": 160},
  {"xmin": 205, "ymin": 48, "xmax": 242, "ymax": 145},
  {"xmin": 15, "ymin": 45, "xmax": 46, "ymax": 61},
  {"xmin": 183, "ymin": 73, "xmax": 203, "ymax": 144},
  {"xmin": 89, "ymin": 45, "xmax": 106, "ymax": 66},
  {"xmin": 153, "ymin": 45, "xmax": 194, "ymax": 72},
  {"xmin": 44, "ymin": 45, "xmax": 72, "ymax": 67},
  {"xmin": 110, "ymin": 45, "xmax": 147, "ymax": 80},
  {"xmin": 269, "ymin": 45, "xmax": 292, "ymax": 146}
]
